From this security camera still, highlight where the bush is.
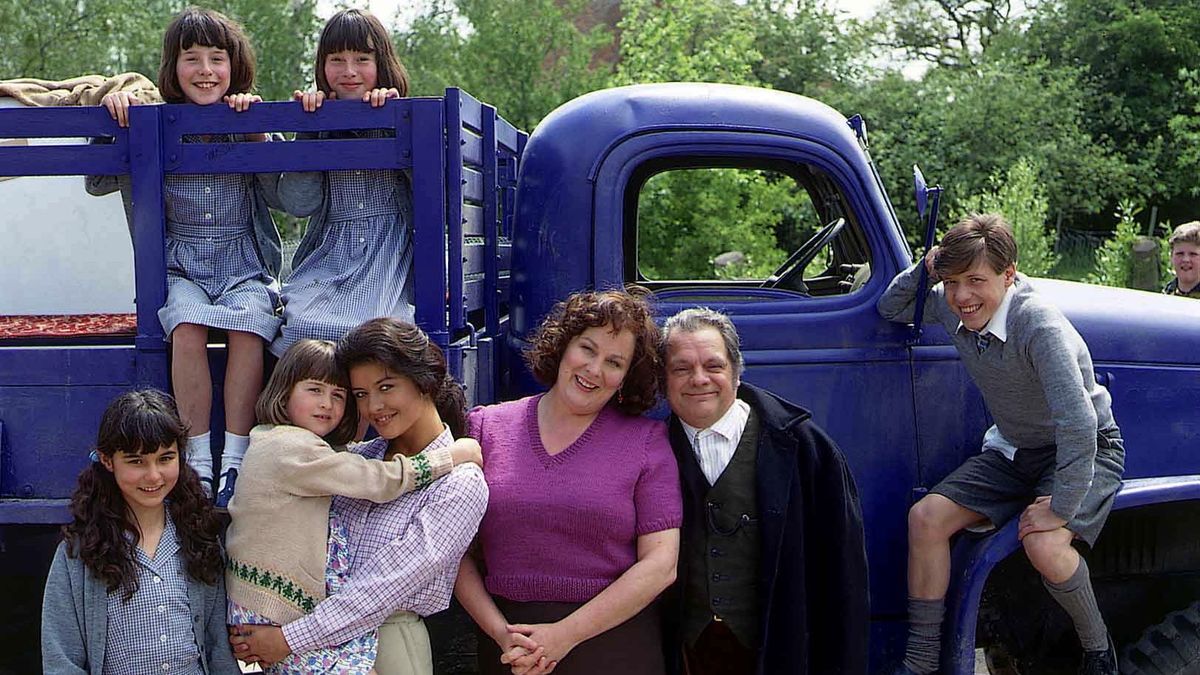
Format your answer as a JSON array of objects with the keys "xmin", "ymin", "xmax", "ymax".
[
  {"xmin": 963, "ymin": 158, "xmax": 1059, "ymax": 277},
  {"xmin": 1089, "ymin": 200, "xmax": 1144, "ymax": 288}
]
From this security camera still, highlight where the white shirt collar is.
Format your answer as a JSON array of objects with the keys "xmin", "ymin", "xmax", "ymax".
[
  {"xmin": 680, "ymin": 398, "xmax": 751, "ymax": 446},
  {"xmin": 956, "ymin": 281, "xmax": 1016, "ymax": 342}
]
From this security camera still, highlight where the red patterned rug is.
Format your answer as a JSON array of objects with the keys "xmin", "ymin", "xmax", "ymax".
[{"xmin": 0, "ymin": 313, "xmax": 137, "ymax": 339}]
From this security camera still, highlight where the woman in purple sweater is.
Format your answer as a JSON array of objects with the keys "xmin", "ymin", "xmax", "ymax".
[{"xmin": 455, "ymin": 288, "xmax": 682, "ymax": 675}]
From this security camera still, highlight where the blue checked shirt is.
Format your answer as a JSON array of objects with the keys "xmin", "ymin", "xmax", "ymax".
[
  {"xmin": 103, "ymin": 513, "xmax": 204, "ymax": 675},
  {"xmin": 282, "ymin": 429, "xmax": 488, "ymax": 653}
]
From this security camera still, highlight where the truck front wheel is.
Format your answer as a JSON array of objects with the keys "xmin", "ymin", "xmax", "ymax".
[{"xmin": 1119, "ymin": 601, "xmax": 1200, "ymax": 675}]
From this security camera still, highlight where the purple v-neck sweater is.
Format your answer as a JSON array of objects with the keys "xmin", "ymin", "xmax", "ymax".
[{"xmin": 467, "ymin": 394, "xmax": 683, "ymax": 603}]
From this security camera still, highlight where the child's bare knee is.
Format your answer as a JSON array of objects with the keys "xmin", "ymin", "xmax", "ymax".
[
  {"xmin": 1021, "ymin": 530, "xmax": 1069, "ymax": 567},
  {"xmin": 909, "ymin": 497, "xmax": 950, "ymax": 543},
  {"xmin": 172, "ymin": 323, "xmax": 207, "ymax": 350}
]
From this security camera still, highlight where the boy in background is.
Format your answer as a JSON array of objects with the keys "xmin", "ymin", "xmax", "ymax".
[{"xmin": 1165, "ymin": 221, "xmax": 1200, "ymax": 298}]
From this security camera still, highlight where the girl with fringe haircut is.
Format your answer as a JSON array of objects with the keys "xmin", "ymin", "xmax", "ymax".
[
  {"xmin": 271, "ymin": 8, "xmax": 418, "ymax": 358},
  {"xmin": 90, "ymin": 7, "xmax": 286, "ymax": 509},
  {"xmin": 41, "ymin": 389, "xmax": 238, "ymax": 674}
]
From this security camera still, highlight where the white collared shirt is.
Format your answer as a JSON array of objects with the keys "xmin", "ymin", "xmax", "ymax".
[
  {"xmin": 680, "ymin": 398, "xmax": 752, "ymax": 485},
  {"xmin": 956, "ymin": 282, "xmax": 1017, "ymax": 342}
]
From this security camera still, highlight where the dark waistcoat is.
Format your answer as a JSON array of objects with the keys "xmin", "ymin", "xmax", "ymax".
[{"xmin": 681, "ymin": 408, "xmax": 761, "ymax": 649}]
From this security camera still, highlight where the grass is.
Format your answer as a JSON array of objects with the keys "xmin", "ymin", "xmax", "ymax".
[{"xmin": 1048, "ymin": 241, "xmax": 1095, "ymax": 283}]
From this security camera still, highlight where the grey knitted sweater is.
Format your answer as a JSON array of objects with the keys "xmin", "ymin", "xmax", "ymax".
[{"xmin": 878, "ymin": 263, "xmax": 1118, "ymax": 520}]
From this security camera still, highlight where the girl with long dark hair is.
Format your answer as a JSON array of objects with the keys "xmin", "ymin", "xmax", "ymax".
[{"xmin": 41, "ymin": 389, "xmax": 238, "ymax": 674}]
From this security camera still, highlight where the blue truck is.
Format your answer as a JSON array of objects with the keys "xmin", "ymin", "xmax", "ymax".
[{"xmin": 1, "ymin": 83, "xmax": 1197, "ymax": 673}]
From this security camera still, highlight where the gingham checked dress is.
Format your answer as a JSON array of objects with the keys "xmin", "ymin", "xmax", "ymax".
[
  {"xmin": 272, "ymin": 130, "xmax": 415, "ymax": 355},
  {"xmin": 158, "ymin": 136, "xmax": 281, "ymax": 341}
]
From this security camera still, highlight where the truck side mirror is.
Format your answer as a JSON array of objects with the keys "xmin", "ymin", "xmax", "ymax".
[
  {"xmin": 914, "ymin": 165, "xmax": 928, "ymax": 219},
  {"xmin": 909, "ymin": 165, "xmax": 943, "ymax": 343}
]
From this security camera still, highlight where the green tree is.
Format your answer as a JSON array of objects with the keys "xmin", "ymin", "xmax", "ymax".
[
  {"xmin": 1090, "ymin": 200, "xmax": 1145, "ymax": 288},
  {"xmin": 0, "ymin": 0, "xmax": 318, "ymax": 104},
  {"xmin": 638, "ymin": 169, "xmax": 808, "ymax": 280},
  {"xmin": 1169, "ymin": 68, "xmax": 1200, "ymax": 197},
  {"xmin": 963, "ymin": 158, "xmax": 1058, "ymax": 277},
  {"xmin": 868, "ymin": 0, "xmax": 1022, "ymax": 69},
  {"xmin": 745, "ymin": 0, "xmax": 867, "ymax": 99},
  {"xmin": 847, "ymin": 53, "xmax": 1133, "ymax": 242},
  {"xmin": 613, "ymin": 0, "xmax": 760, "ymax": 86},
  {"xmin": 397, "ymin": 0, "xmax": 611, "ymax": 131},
  {"xmin": 1025, "ymin": 0, "xmax": 1200, "ymax": 205}
]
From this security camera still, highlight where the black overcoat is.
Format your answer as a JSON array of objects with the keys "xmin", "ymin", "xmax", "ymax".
[{"xmin": 666, "ymin": 382, "xmax": 870, "ymax": 675}]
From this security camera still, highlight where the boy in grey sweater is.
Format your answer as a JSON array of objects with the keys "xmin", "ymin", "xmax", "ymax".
[{"xmin": 878, "ymin": 214, "xmax": 1125, "ymax": 675}]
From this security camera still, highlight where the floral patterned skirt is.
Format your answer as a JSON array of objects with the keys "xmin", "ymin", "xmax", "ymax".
[{"xmin": 228, "ymin": 512, "xmax": 378, "ymax": 674}]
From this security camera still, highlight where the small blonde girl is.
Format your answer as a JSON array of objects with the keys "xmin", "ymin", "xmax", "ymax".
[{"xmin": 224, "ymin": 339, "xmax": 480, "ymax": 674}]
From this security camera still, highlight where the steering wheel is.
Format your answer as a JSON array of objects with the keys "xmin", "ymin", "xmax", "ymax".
[{"xmin": 763, "ymin": 217, "xmax": 847, "ymax": 289}]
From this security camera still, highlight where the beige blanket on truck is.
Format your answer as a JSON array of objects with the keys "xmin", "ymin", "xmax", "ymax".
[{"xmin": 0, "ymin": 73, "xmax": 160, "ymax": 107}]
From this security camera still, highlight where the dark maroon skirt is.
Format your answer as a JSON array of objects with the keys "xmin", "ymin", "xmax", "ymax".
[{"xmin": 477, "ymin": 597, "xmax": 665, "ymax": 675}]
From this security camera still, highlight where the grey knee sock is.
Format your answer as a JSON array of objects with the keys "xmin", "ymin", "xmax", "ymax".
[
  {"xmin": 1043, "ymin": 556, "xmax": 1108, "ymax": 651},
  {"xmin": 903, "ymin": 597, "xmax": 944, "ymax": 674}
]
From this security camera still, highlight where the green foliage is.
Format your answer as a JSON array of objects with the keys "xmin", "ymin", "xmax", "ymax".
[
  {"xmin": 637, "ymin": 169, "xmax": 809, "ymax": 280},
  {"xmin": 215, "ymin": 0, "xmax": 320, "ymax": 102},
  {"xmin": 396, "ymin": 0, "xmax": 611, "ymax": 131},
  {"xmin": 1089, "ymin": 200, "xmax": 1144, "ymax": 288},
  {"xmin": 1169, "ymin": 69, "xmax": 1200, "ymax": 198},
  {"xmin": 0, "ymin": 0, "xmax": 318, "ymax": 104},
  {"xmin": 849, "ymin": 53, "xmax": 1133, "ymax": 243},
  {"xmin": 613, "ymin": 0, "xmax": 760, "ymax": 86},
  {"xmin": 963, "ymin": 158, "xmax": 1058, "ymax": 277},
  {"xmin": 1025, "ymin": 0, "xmax": 1200, "ymax": 205},
  {"xmin": 745, "ymin": 0, "xmax": 866, "ymax": 97},
  {"xmin": 870, "ymin": 0, "xmax": 1020, "ymax": 69}
]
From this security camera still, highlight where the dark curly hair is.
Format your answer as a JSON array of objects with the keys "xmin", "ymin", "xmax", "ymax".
[
  {"xmin": 524, "ymin": 286, "xmax": 662, "ymax": 415},
  {"xmin": 62, "ymin": 390, "xmax": 223, "ymax": 600},
  {"xmin": 337, "ymin": 318, "xmax": 467, "ymax": 438}
]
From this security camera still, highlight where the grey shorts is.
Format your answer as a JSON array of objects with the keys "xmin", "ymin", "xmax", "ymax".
[{"xmin": 931, "ymin": 429, "xmax": 1125, "ymax": 546}]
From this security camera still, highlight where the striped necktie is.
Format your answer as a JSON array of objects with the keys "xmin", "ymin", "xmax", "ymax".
[{"xmin": 976, "ymin": 331, "xmax": 992, "ymax": 354}]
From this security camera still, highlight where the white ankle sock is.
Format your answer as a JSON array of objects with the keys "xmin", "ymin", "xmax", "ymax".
[
  {"xmin": 221, "ymin": 432, "xmax": 250, "ymax": 476},
  {"xmin": 187, "ymin": 432, "xmax": 213, "ymax": 482}
]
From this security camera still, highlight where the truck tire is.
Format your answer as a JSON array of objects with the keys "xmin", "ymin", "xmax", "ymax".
[{"xmin": 1119, "ymin": 601, "xmax": 1200, "ymax": 675}]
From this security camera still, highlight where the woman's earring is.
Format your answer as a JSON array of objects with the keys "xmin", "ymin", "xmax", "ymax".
[{"xmin": 617, "ymin": 390, "xmax": 624, "ymax": 404}]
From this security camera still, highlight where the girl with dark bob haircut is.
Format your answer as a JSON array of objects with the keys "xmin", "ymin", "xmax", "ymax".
[
  {"xmin": 157, "ymin": 6, "xmax": 257, "ymax": 104},
  {"xmin": 524, "ymin": 287, "xmax": 663, "ymax": 415},
  {"xmin": 314, "ymin": 8, "xmax": 409, "ymax": 97},
  {"xmin": 42, "ymin": 389, "xmax": 238, "ymax": 672},
  {"xmin": 95, "ymin": 5, "xmax": 281, "ymax": 511}
]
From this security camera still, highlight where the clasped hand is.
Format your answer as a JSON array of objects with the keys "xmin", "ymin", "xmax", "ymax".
[
  {"xmin": 228, "ymin": 624, "xmax": 290, "ymax": 666},
  {"xmin": 500, "ymin": 621, "xmax": 579, "ymax": 675}
]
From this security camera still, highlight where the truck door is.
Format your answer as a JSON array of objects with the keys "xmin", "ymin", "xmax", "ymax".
[{"xmin": 591, "ymin": 130, "xmax": 921, "ymax": 634}]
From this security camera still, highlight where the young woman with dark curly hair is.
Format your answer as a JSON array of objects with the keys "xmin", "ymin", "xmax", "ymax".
[
  {"xmin": 41, "ymin": 389, "xmax": 238, "ymax": 674},
  {"xmin": 455, "ymin": 288, "xmax": 683, "ymax": 675}
]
